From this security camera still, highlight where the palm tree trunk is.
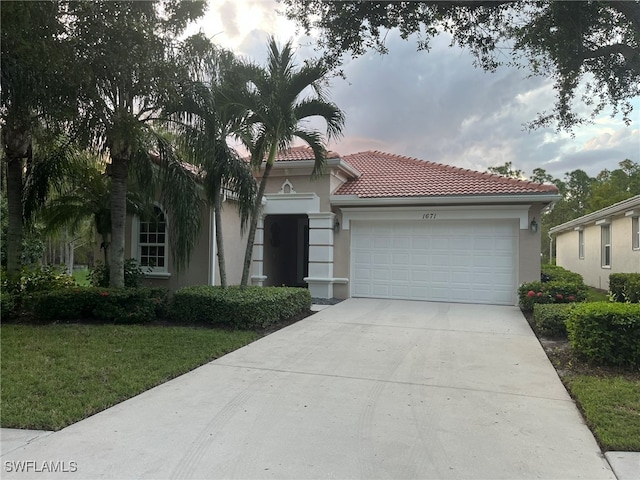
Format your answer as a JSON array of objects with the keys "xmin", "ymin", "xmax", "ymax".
[
  {"xmin": 5, "ymin": 156, "xmax": 24, "ymax": 275},
  {"xmin": 109, "ymin": 155, "xmax": 128, "ymax": 288},
  {"xmin": 213, "ymin": 186, "xmax": 227, "ymax": 288},
  {"xmin": 240, "ymin": 161, "xmax": 273, "ymax": 287}
]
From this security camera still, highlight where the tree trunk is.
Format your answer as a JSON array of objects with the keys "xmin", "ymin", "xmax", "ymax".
[
  {"xmin": 213, "ymin": 186, "xmax": 227, "ymax": 288},
  {"xmin": 5, "ymin": 156, "xmax": 24, "ymax": 275},
  {"xmin": 101, "ymin": 234, "xmax": 110, "ymax": 265},
  {"xmin": 109, "ymin": 155, "xmax": 128, "ymax": 288},
  {"xmin": 2, "ymin": 124, "xmax": 31, "ymax": 276},
  {"xmin": 240, "ymin": 161, "xmax": 273, "ymax": 287}
]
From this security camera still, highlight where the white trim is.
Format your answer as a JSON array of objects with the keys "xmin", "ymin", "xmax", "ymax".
[
  {"xmin": 340, "ymin": 205, "xmax": 531, "ymax": 230},
  {"xmin": 131, "ymin": 204, "xmax": 169, "ymax": 275},
  {"xmin": 263, "ymin": 193, "xmax": 320, "ymax": 215},
  {"xmin": 144, "ymin": 272, "xmax": 171, "ymax": 279},
  {"xmin": 595, "ymin": 218, "xmax": 611, "ymax": 226},
  {"xmin": 331, "ymin": 193, "xmax": 560, "ymax": 207}
]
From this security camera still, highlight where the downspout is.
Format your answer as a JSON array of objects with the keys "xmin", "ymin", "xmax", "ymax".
[{"xmin": 548, "ymin": 230, "xmax": 554, "ymax": 266}]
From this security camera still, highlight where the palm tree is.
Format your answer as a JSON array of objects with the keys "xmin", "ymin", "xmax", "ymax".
[
  {"xmin": 167, "ymin": 46, "xmax": 256, "ymax": 288},
  {"xmin": 1, "ymin": 1, "xmax": 76, "ymax": 275},
  {"xmin": 235, "ymin": 37, "xmax": 345, "ymax": 287},
  {"xmin": 38, "ymin": 151, "xmax": 147, "ymax": 268},
  {"xmin": 68, "ymin": 1, "xmax": 206, "ymax": 287}
]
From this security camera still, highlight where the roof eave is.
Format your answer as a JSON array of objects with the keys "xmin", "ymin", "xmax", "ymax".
[
  {"xmin": 331, "ymin": 193, "xmax": 561, "ymax": 207},
  {"xmin": 549, "ymin": 195, "xmax": 640, "ymax": 234}
]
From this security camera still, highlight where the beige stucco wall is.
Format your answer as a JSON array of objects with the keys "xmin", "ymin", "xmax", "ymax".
[
  {"xmin": 217, "ymin": 201, "xmax": 249, "ymax": 286},
  {"xmin": 126, "ymin": 200, "xmax": 213, "ymax": 291},
  {"xmin": 556, "ymin": 215, "xmax": 640, "ymax": 290},
  {"xmin": 520, "ymin": 203, "xmax": 543, "ymax": 285},
  {"xmin": 260, "ymin": 171, "xmax": 332, "ymax": 212}
]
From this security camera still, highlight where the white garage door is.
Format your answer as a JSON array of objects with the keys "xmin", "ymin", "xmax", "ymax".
[{"xmin": 351, "ymin": 220, "xmax": 518, "ymax": 305}]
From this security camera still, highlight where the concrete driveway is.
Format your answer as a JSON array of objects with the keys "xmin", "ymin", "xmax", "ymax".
[{"xmin": 1, "ymin": 299, "xmax": 614, "ymax": 479}]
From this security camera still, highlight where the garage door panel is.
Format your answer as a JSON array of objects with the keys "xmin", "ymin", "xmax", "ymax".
[
  {"xmin": 351, "ymin": 219, "xmax": 517, "ymax": 305},
  {"xmin": 412, "ymin": 254, "xmax": 429, "ymax": 266},
  {"xmin": 392, "ymin": 253, "xmax": 410, "ymax": 264}
]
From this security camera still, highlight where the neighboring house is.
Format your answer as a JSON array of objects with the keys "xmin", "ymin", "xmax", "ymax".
[
  {"xmin": 129, "ymin": 147, "xmax": 559, "ymax": 306},
  {"xmin": 550, "ymin": 195, "xmax": 640, "ymax": 291}
]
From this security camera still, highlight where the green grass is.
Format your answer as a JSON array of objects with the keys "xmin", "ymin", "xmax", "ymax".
[
  {"xmin": 585, "ymin": 287, "xmax": 609, "ymax": 302},
  {"xmin": 71, "ymin": 268, "xmax": 91, "ymax": 286},
  {"xmin": 0, "ymin": 324, "xmax": 257, "ymax": 431},
  {"xmin": 567, "ymin": 375, "xmax": 640, "ymax": 451}
]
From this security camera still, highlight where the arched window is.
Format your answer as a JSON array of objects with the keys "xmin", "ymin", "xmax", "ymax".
[{"xmin": 134, "ymin": 205, "xmax": 168, "ymax": 275}]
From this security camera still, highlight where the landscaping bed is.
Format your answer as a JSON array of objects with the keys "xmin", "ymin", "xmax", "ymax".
[{"xmin": 524, "ymin": 308, "xmax": 640, "ymax": 452}]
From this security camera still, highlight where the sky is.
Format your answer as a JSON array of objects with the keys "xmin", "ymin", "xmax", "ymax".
[{"xmin": 190, "ymin": 0, "xmax": 640, "ymax": 181}]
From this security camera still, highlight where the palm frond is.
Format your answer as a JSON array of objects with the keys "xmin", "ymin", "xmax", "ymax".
[
  {"xmin": 151, "ymin": 132, "xmax": 202, "ymax": 273},
  {"xmin": 294, "ymin": 99, "xmax": 345, "ymax": 140},
  {"xmin": 293, "ymin": 129, "xmax": 327, "ymax": 178}
]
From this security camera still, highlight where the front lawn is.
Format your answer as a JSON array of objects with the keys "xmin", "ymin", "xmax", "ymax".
[
  {"xmin": 567, "ymin": 375, "xmax": 640, "ymax": 451},
  {"xmin": 0, "ymin": 324, "xmax": 257, "ymax": 431}
]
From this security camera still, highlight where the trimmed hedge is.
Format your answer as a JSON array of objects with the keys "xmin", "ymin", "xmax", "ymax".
[
  {"xmin": 540, "ymin": 264, "xmax": 584, "ymax": 284},
  {"xmin": 533, "ymin": 303, "xmax": 574, "ymax": 338},
  {"xmin": 566, "ymin": 302, "xmax": 640, "ymax": 367},
  {"xmin": 21, "ymin": 287, "xmax": 169, "ymax": 324},
  {"xmin": 518, "ymin": 280, "xmax": 588, "ymax": 311},
  {"xmin": 170, "ymin": 286, "xmax": 312, "ymax": 329},
  {"xmin": 609, "ymin": 273, "xmax": 640, "ymax": 303}
]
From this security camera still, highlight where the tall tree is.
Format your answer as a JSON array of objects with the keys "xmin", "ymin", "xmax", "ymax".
[
  {"xmin": 590, "ymin": 159, "xmax": 640, "ymax": 210},
  {"xmin": 1, "ymin": 1, "xmax": 76, "ymax": 275},
  {"xmin": 68, "ymin": 1, "xmax": 206, "ymax": 287},
  {"xmin": 167, "ymin": 46, "xmax": 257, "ymax": 288},
  {"xmin": 235, "ymin": 37, "xmax": 345, "ymax": 287},
  {"xmin": 486, "ymin": 161, "xmax": 524, "ymax": 179},
  {"xmin": 38, "ymin": 151, "xmax": 149, "ymax": 267},
  {"xmin": 283, "ymin": 1, "xmax": 640, "ymax": 132}
]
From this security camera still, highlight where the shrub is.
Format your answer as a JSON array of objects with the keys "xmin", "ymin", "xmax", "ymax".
[
  {"xmin": 1, "ymin": 265, "xmax": 76, "ymax": 294},
  {"xmin": 170, "ymin": 286, "xmax": 311, "ymax": 329},
  {"xmin": 533, "ymin": 303, "xmax": 574, "ymax": 338},
  {"xmin": 1, "ymin": 292, "xmax": 15, "ymax": 320},
  {"xmin": 566, "ymin": 302, "xmax": 640, "ymax": 367},
  {"xmin": 518, "ymin": 280, "xmax": 587, "ymax": 311},
  {"xmin": 541, "ymin": 264, "xmax": 584, "ymax": 285},
  {"xmin": 89, "ymin": 259, "xmax": 144, "ymax": 288},
  {"xmin": 21, "ymin": 287, "xmax": 168, "ymax": 324},
  {"xmin": 609, "ymin": 273, "xmax": 640, "ymax": 303}
]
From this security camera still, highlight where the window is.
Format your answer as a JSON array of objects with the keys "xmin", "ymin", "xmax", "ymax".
[
  {"xmin": 601, "ymin": 224, "xmax": 611, "ymax": 268},
  {"xmin": 633, "ymin": 217, "xmax": 640, "ymax": 250},
  {"xmin": 137, "ymin": 206, "xmax": 168, "ymax": 273},
  {"xmin": 578, "ymin": 230, "xmax": 584, "ymax": 259}
]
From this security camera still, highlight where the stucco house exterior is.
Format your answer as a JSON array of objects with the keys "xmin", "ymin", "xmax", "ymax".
[
  {"xmin": 549, "ymin": 195, "xmax": 640, "ymax": 291},
  {"xmin": 128, "ymin": 147, "xmax": 560, "ymax": 306}
]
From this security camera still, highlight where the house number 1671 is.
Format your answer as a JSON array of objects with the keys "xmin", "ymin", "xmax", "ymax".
[{"xmin": 422, "ymin": 213, "xmax": 437, "ymax": 220}]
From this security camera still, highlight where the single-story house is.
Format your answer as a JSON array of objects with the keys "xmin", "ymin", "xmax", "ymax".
[
  {"xmin": 549, "ymin": 195, "xmax": 640, "ymax": 291},
  {"xmin": 130, "ymin": 147, "xmax": 560, "ymax": 306}
]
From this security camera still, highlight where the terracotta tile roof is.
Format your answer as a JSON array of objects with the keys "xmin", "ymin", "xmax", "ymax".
[
  {"xmin": 273, "ymin": 146, "xmax": 341, "ymax": 161},
  {"xmin": 334, "ymin": 151, "xmax": 558, "ymax": 198}
]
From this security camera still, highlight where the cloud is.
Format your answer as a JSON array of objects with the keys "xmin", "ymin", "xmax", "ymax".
[{"xmin": 197, "ymin": 0, "xmax": 640, "ymax": 182}]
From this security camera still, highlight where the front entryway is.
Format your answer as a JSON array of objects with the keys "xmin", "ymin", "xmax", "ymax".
[{"xmin": 263, "ymin": 214, "xmax": 309, "ymax": 287}]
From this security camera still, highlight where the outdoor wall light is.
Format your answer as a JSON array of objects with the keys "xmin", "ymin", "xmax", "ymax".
[
  {"xmin": 334, "ymin": 217, "xmax": 340, "ymax": 232},
  {"xmin": 530, "ymin": 218, "xmax": 538, "ymax": 233}
]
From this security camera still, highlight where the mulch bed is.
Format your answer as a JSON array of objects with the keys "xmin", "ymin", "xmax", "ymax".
[{"xmin": 522, "ymin": 309, "xmax": 640, "ymax": 381}]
